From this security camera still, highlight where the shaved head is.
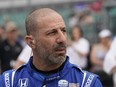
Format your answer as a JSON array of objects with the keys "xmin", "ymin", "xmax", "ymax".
[
  {"xmin": 25, "ymin": 8, "xmax": 67, "ymax": 71},
  {"xmin": 25, "ymin": 8, "xmax": 61, "ymax": 35}
]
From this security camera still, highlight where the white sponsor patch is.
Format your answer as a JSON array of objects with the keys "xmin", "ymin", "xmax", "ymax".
[{"xmin": 58, "ymin": 80, "xmax": 68, "ymax": 87}]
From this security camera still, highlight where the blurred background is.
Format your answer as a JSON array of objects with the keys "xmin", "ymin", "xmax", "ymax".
[
  {"xmin": 0, "ymin": 0, "xmax": 116, "ymax": 87},
  {"xmin": 0, "ymin": 0, "xmax": 116, "ymax": 38}
]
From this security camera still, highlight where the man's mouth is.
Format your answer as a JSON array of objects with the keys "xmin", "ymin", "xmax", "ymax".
[{"xmin": 55, "ymin": 47, "xmax": 66, "ymax": 54}]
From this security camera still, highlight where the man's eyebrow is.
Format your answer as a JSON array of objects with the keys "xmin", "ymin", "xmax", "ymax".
[
  {"xmin": 46, "ymin": 26, "xmax": 66, "ymax": 32},
  {"xmin": 47, "ymin": 28, "xmax": 57, "ymax": 32},
  {"xmin": 61, "ymin": 27, "xmax": 66, "ymax": 30},
  {"xmin": 45, "ymin": 28, "xmax": 57, "ymax": 34}
]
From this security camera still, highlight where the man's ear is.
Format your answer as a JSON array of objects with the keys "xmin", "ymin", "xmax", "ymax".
[{"xmin": 25, "ymin": 35, "xmax": 36, "ymax": 49}]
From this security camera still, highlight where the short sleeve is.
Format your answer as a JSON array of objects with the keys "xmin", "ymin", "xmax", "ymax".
[
  {"xmin": 73, "ymin": 38, "xmax": 90, "ymax": 54},
  {"xmin": 103, "ymin": 37, "xmax": 116, "ymax": 74}
]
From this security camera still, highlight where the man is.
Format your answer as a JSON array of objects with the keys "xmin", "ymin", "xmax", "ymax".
[
  {"xmin": 103, "ymin": 36, "xmax": 116, "ymax": 87},
  {"xmin": 0, "ymin": 21, "xmax": 23, "ymax": 73},
  {"xmin": 0, "ymin": 8, "xmax": 102, "ymax": 87},
  {"xmin": 0, "ymin": 26, "xmax": 5, "ymax": 73}
]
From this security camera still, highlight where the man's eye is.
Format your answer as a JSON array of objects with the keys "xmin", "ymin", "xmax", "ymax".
[
  {"xmin": 63, "ymin": 29, "xmax": 66, "ymax": 32},
  {"xmin": 50, "ymin": 32, "xmax": 55, "ymax": 34},
  {"xmin": 62, "ymin": 29, "xmax": 66, "ymax": 33},
  {"xmin": 48, "ymin": 31, "xmax": 56, "ymax": 35}
]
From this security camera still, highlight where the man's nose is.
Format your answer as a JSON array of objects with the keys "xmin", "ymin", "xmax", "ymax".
[{"xmin": 56, "ymin": 30, "xmax": 67, "ymax": 44}]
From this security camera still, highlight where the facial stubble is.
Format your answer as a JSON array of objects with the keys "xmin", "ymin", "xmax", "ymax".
[{"xmin": 35, "ymin": 41, "xmax": 66, "ymax": 66}]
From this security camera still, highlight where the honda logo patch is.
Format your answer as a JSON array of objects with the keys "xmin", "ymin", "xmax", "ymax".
[{"xmin": 18, "ymin": 78, "xmax": 28, "ymax": 87}]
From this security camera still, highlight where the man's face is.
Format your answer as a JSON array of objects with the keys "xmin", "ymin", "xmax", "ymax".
[
  {"xmin": 72, "ymin": 27, "xmax": 81, "ymax": 41},
  {"xmin": 7, "ymin": 30, "xmax": 18, "ymax": 41},
  {"xmin": 34, "ymin": 13, "xmax": 67, "ymax": 65}
]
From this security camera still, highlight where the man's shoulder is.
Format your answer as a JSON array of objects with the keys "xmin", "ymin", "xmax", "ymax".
[
  {"xmin": 72, "ymin": 64, "xmax": 99, "ymax": 78},
  {"xmin": 0, "ymin": 64, "xmax": 27, "ymax": 77},
  {"xmin": 0, "ymin": 70, "xmax": 15, "ymax": 86},
  {"xmin": 71, "ymin": 65, "xmax": 101, "ymax": 87},
  {"xmin": 0, "ymin": 66, "xmax": 25, "ymax": 78},
  {"xmin": 0, "ymin": 65, "xmax": 27, "ymax": 83},
  {"xmin": 82, "ymin": 71, "xmax": 102, "ymax": 87},
  {"xmin": 0, "ymin": 67, "xmax": 26, "ymax": 87},
  {"xmin": 0, "ymin": 40, "xmax": 8, "ymax": 45},
  {"xmin": 0, "ymin": 70, "xmax": 13, "ymax": 77}
]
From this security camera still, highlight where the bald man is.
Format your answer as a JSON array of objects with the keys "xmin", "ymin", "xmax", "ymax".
[{"xmin": 0, "ymin": 8, "xmax": 102, "ymax": 87}]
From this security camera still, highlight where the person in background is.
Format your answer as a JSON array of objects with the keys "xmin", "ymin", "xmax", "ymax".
[
  {"xmin": 0, "ymin": 26, "xmax": 5, "ymax": 43},
  {"xmin": 90, "ymin": 29, "xmax": 113, "ymax": 87},
  {"xmin": 14, "ymin": 45, "xmax": 32, "ymax": 69},
  {"xmin": 0, "ymin": 26, "xmax": 5, "ymax": 74},
  {"xmin": 0, "ymin": 8, "xmax": 102, "ymax": 87},
  {"xmin": 69, "ymin": 13, "xmax": 79, "ymax": 28},
  {"xmin": 0, "ymin": 21, "xmax": 23, "ymax": 73},
  {"xmin": 67, "ymin": 25, "xmax": 90, "ymax": 69},
  {"xmin": 103, "ymin": 36, "xmax": 116, "ymax": 87}
]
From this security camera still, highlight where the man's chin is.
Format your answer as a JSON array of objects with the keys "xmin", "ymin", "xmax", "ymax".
[{"xmin": 49, "ymin": 55, "xmax": 66, "ymax": 65}]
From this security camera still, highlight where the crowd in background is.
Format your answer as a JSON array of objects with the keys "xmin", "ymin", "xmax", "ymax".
[
  {"xmin": 0, "ymin": 0, "xmax": 116, "ymax": 87},
  {"xmin": 0, "ymin": 21, "xmax": 24, "ymax": 73},
  {"xmin": 67, "ymin": 1, "xmax": 116, "ymax": 87}
]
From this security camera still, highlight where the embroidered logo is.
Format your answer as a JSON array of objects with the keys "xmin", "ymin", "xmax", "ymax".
[
  {"xmin": 18, "ymin": 78, "xmax": 28, "ymax": 87},
  {"xmin": 58, "ymin": 80, "xmax": 68, "ymax": 87}
]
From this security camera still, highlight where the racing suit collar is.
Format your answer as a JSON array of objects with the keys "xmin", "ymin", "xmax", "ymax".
[{"xmin": 26, "ymin": 56, "xmax": 72, "ymax": 82}]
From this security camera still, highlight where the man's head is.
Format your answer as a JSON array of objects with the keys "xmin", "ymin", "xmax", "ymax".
[
  {"xmin": 25, "ymin": 8, "xmax": 67, "ymax": 66},
  {"xmin": 71, "ymin": 25, "xmax": 83, "ymax": 41},
  {"xmin": 5, "ymin": 21, "xmax": 18, "ymax": 42},
  {"xmin": 98, "ymin": 29, "xmax": 111, "ymax": 45}
]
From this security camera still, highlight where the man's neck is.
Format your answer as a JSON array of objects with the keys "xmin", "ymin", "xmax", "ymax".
[
  {"xmin": 31, "ymin": 59, "xmax": 65, "ymax": 75},
  {"xmin": 32, "ymin": 56, "xmax": 64, "ymax": 72}
]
